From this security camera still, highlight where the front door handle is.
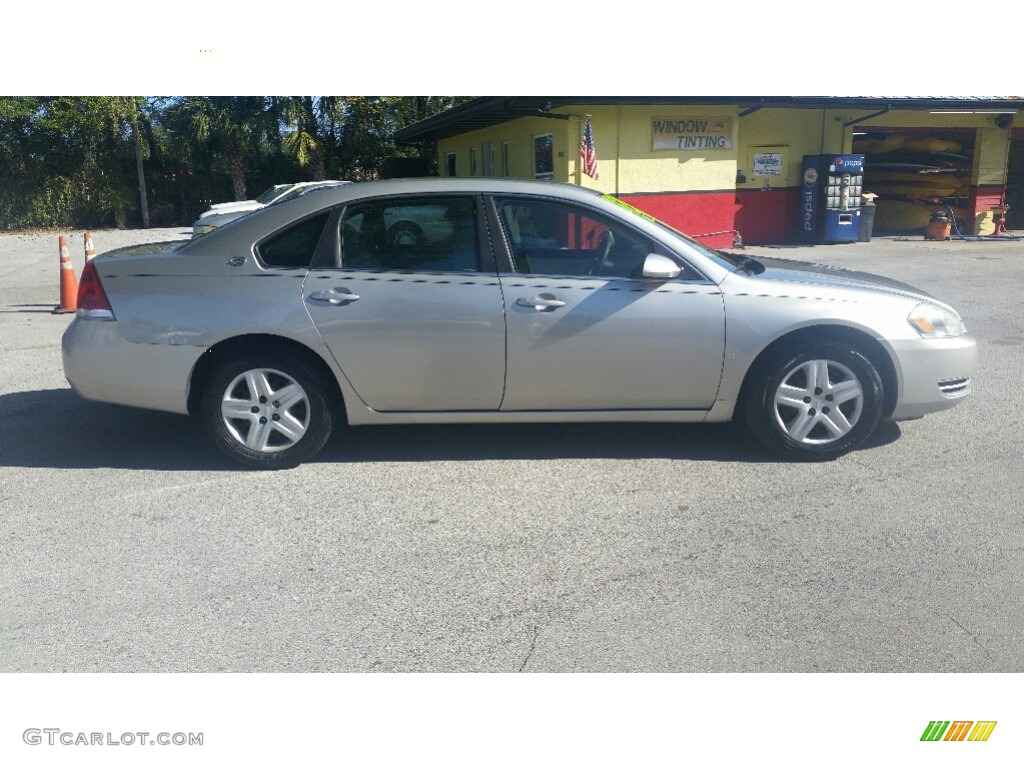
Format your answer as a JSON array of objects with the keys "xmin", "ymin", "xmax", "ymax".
[
  {"xmin": 309, "ymin": 288, "xmax": 360, "ymax": 305},
  {"xmin": 516, "ymin": 294, "xmax": 566, "ymax": 311}
]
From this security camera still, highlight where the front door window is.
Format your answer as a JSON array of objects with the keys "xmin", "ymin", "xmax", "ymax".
[{"xmin": 495, "ymin": 197, "xmax": 656, "ymax": 279}]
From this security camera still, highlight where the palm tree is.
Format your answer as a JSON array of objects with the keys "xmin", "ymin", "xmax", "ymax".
[
  {"xmin": 166, "ymin": 97, "xmax": 280, "ymax": 200},
  {"xmin": 279, "ymin": 96, "xmax": 330, "ymax": 181},
  {"xmin": 278, "ymin": 97, "xmax": 472, "ymax": 182}
]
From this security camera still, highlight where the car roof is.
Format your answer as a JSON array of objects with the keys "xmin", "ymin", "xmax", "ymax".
[
  {"xmin": 180, "ymin": 177, "xmax": 689, "ymax": 265},
  {"xmin": 290, "ymin": 177, "xmax": 601, "ymax": 210},
  {"xmin": 379, "ymin": 178, "xmax": 600, "ymax": 210}
]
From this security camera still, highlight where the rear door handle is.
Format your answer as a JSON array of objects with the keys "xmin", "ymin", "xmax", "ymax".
[
  {"xmin": 309, "ymin": 288, "xmax": 360, "ymax": 305},
  {"xmin": 516, "ymin": 294, "xmax": 566, "ymax": 311}
]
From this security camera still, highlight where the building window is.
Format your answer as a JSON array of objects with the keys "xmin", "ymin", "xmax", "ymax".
[
  {"xmin": 502, "ymin": 141, "xmax": 510, "ymax": 177},
  {"xmin": 445, "ymin": 152, "xmax": 456, "ymax": 177},
  {"xmin": 533, "ymin": 133, "xmax": 553, "ymax": 179},
  {"xmin": 470, "ymin": 147, "xmax": 477, "ymax": 176},
  {"xmin": 482, "ymin": 142, "xmax": 494, "ymax": 177}
]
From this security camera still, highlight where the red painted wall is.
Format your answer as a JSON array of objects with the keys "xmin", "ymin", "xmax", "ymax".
[
  {"xmin": 969, "ymin": 186, "xmax": 1005, "ymax": 211},
  {"xmin": 736, "ymin": 189, "xmax": 801, "ymax": 245},
  {"xmin": 620, "ymin": 191, "xmax": 735, "ymax": 249},
  {"xmin": 969, "ymin": 186, "xmax": 1007, "ymax": 233},
  {"xmin": 619, "ymin": 190, "xmax": 799, "ymax": 248}
]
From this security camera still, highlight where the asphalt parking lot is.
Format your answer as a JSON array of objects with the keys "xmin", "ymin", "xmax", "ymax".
[{"xmin": 1, "ymin": 227, "xmax": 1022, "ymax": 673}]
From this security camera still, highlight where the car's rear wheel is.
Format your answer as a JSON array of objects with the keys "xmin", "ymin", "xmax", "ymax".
[
  {"xmin": 201, "ymin": 357, "xmax": 332, "ymax": 469},
  {"xmin": 744, "ymin": 343, "xmax": 883, "ymax": 460}
]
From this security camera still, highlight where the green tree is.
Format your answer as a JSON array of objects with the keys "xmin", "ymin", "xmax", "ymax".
[
  {"xmin": 165, "ymin": 97, "xmax": 281, "ymax": 200},
  {"xmin": 0, "ymin": 95, "xmax": 471, "ymax": 230},
  {"xmin": 277, "ymin": 96, "xmax": 472, "ymax": 182},
  {"xmin": 0, "ymin": 96, "xmax": 143, "ymax": 227},
  {"xmin": 280, "ymin": 95, "xmax": 471, "ymax": 180},
  {"xmin": 279, "ymin": 96, "xmax": 332, "ymax": 180}
]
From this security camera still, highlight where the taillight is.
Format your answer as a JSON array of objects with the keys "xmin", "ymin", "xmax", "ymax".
[{"xmin": 76, "ymin": 261, "xmax": 114, "ymax": 318}]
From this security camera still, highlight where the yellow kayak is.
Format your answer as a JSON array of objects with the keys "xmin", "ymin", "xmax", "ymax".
[
  {"xmin": 868, "ymin": 171, "xmax": 967, "ymax": 183},
  {"xmin": 854, "ymin": 134, "xmax": 964, "ymax": 156},
  {"xmin": 902, "ymin": 136, "xmax": 963, "ymax": 154},
  {"xmin": 867, "ymin": 180, "xmax": 969, "ymax": 197}
]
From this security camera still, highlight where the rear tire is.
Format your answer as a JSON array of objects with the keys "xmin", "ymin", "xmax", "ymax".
[
  {"xmin": 744, "ymin": 343, "xmax": 883, "ymax": 460},
  {"xmin": 200, "ymin": 356, "xmax": 333, "ymax": 469}
]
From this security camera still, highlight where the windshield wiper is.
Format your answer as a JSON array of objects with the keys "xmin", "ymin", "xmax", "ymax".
[{"xmin": 722, "ymin": 252, "xmax": 765, "ymax": 274}]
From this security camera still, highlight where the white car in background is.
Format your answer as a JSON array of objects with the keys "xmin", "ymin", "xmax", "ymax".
[
  {"xmin": 192, "ymin": 181, "xmax": 344, "ymax": 237},
  {"xmin": 206, "ymin": 184, "xmax": 294, "ymax": 213}
]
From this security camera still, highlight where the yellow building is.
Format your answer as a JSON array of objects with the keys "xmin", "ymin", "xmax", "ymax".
[{"xmin": 396, "ymin": 97, "xmax": 1023, "ymax": 246}]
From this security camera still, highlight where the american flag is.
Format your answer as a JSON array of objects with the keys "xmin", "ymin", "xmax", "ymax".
[{"xmin": 580, "ymin": 116, "xmax": 599, "ymax": 179}]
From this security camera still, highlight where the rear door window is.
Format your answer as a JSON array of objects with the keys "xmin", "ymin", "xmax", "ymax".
[{"xmin": 339, "ymin": 196, "xmax": 482, "ymax": 272}]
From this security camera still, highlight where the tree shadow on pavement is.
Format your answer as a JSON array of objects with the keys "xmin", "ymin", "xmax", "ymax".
[{"xmin": 0, "ymin": 388, "xmax": 901, "ymax": 471}]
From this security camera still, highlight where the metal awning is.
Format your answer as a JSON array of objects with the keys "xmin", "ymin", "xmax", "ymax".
[{"xmin": 395, "ymin": 96, "xmax": 1023, "ymax": 144}]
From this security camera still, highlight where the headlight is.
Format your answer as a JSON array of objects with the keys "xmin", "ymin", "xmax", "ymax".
[{"xmin": 908, "ymin": 302, "xmax": 966, "ymax": 338}]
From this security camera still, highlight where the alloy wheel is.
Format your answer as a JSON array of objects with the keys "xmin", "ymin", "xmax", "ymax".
[
  {"xmin": 219, "ymin": 367, "xmax": 311, "ymax": 453},
  {"xmin": 771, "ymin": 358, "xmax": 864, "ymax": 445}
]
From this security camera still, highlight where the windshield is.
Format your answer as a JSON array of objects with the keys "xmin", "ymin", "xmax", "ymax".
[
  {"xmin": 269, "ymin": 181, "xmax": 349, "ymax": 206},
  {"xmin": 600, "ymin": 194, "xmax": 754, "ymax": 272},
  {"xmin": 255, "ymin": 185, "xmax": 292, "ymax": 204},
  {"xmin": 268, "ymin": 185, "xmax": 311, "ymax": 206}
]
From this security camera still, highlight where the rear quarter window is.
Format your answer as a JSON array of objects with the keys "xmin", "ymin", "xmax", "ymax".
[{"xmin": 256, "ymin": 212, "xmax": 330, "ymax": 268}]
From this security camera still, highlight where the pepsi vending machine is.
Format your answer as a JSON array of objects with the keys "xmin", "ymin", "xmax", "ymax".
[{"xmin": 799, "ymin": 154, "xmax": 865, "ymax": 243}]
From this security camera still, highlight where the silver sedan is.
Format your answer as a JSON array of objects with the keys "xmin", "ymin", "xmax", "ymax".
[{"xmin": 62, "ymin": 178, "xmax": 976, "ymax": 468}]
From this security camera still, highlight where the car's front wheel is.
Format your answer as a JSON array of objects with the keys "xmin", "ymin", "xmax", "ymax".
[
  {"xmin": 744, "ymin": 343, "xmax": 883, "ymax": 460},
  {"xmin": 200, "ymin": 357, "xmax": 333, "ymax": 469}
]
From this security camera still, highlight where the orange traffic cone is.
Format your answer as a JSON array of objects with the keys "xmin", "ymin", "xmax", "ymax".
[
  {"xmin": 53, "ymin": 235, "xmax": 79, "ymax": 314},
  {"xmin": 84, "ymin": 231, "xmax": 96, "ymax": 262}
]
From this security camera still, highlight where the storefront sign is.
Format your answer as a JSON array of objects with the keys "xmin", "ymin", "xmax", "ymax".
[
  {"xmin": 652, "ymin": 117, "xmax": 733, "ymax": 151},
  {"xmin": 753, "ymin": 152, "xmax": 783, "ymax": 175}
]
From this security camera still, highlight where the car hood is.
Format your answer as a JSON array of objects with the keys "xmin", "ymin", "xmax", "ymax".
[{"xmin": 726, "ymin": 255, "xmax": 934, "ymax": 301}]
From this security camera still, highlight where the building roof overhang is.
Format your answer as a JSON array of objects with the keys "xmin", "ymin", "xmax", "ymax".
[{"xmin": 394, "ymin": 96, "xmax": 1023, "ymax": 144}]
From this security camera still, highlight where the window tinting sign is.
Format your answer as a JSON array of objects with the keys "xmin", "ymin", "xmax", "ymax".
[{"xmin": 652, "ymin": 117, "xmax": 733, "ymax": 150}]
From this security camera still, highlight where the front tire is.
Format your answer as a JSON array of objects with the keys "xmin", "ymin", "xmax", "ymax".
[
  {"xmin": 744, "ymin": 343, "xmax": 883, "ymax": 460},
  {"xmin": 201, "ymin": 357, "xmax": 333, "ymax": 469}
]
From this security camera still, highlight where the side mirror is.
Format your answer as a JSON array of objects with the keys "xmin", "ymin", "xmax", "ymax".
[{"xmin": 641, "ymin": 253, "xmax": 682, "ymax": 280}]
